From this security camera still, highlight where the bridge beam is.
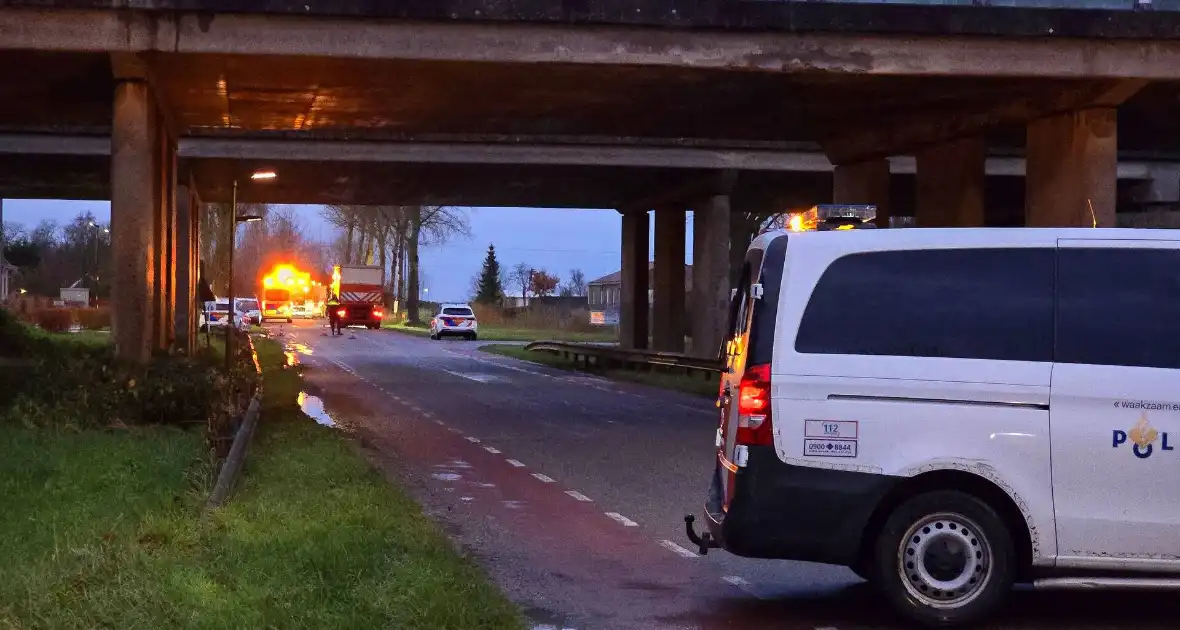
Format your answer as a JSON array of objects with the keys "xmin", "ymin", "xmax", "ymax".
[
  {"xmin": 823, "ymin": 80, "xmax": 1145, "ymax": 165},
  {"xmin": 8, "ymin": 8, "xmax": 1180, "ymax": 80}
]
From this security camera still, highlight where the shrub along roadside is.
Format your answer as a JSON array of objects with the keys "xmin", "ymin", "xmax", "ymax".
[{"xmin": 0, "ymin": 325, "xmax": 524, "ymax": 629}]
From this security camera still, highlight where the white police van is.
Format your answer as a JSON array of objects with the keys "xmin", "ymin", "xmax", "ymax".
[{"xmin": 685, "ymin": 217, "xmax": 1180, "ymax": 627}]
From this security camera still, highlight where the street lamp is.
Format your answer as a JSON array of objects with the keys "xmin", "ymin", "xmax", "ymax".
[
  {"xmin": 87, "ymin": 221, "xmax": 109, "ymax": 286},
  {"xmin": 225, "ymin": 169, "xmax": 275, "ymax": 371}
]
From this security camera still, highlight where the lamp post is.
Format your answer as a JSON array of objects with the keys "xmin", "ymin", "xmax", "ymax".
[
  {"xmin": 225, "ymin": 169, "xmax": 275, "ymax": 371},
  {"xmin": 87, "ymin": 221, "xmax": 109, "ymax": 288}
]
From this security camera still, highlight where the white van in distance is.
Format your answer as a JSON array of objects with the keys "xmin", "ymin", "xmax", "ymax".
[{"xmin": 685, "ymin": 226, "xmax": 1180, "ymax": 627}]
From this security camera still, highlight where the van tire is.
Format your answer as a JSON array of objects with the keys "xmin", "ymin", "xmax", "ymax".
[{"xmin": 872, "ymin": 490, "xmax": 1014, "ymax": 628}]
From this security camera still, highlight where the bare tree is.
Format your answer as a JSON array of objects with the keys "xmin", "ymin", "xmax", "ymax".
[
  {"xmin": 566, "ymin": 269, "xmax": 587, "ymax": 297},
  {"xmin": 509, "ymin": 262, "xmax": 532, "ymax": 304}
]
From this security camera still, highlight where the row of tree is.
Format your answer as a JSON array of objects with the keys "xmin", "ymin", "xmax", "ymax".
[
  {"xmin": 471, "ymin": 244, "xmax": 587, "ymax": 305},
  {"xmin": 320, "ymin": 205, "xmax": 468, "ymax": 322},
  {"xmin": 3, "ymin": 213, "xmax": 111, "ymax": 299},
  {"xmin": 195, "ymin": 203, "xmax": 468, "ymax": 324}
]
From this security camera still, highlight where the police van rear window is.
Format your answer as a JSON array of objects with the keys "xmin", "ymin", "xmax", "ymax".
[{"xmin": 748, "ymin": 235, "xmax": 789, "ymax": 366}]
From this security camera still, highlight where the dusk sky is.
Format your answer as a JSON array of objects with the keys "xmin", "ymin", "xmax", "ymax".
[{"xmin": 2, "ymin": 200, "xmax": 696, "ymax": 302}]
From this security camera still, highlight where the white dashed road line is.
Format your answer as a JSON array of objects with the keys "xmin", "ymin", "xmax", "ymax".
[
  {"xmin": 722, "ymin": 575, "xmax": 750, "ymax": 587},
  {"xmin": 604, "ymin": 512, "xmax": 638, "ymax": 527},
  {"xmin": 604, "ymin": 514, "xmax": 641, "ymax": 528},
  {"xmin": 465, "ymin": 436, "xmax": 481, "ymax": 443},
  {"xmin": 484, "ymin": 446, "xmax": 501, "ymax": 454},
  {"xmin": 506, "ymin": 459, "xmax": 526, "ymax": 468},
  {"xmin": 532, "ymin": 473, "xmax": 556, "ymax": 483},
  {"xmin": 449, "ymin": 428, "xmax": 462, "ymax": 434},
  {"xmin": 565, "ymin": 490, "xmax": 593, "ymax": 502},
  {"xmin": 659, "ymin": 540, "xmax": 699, "ymax": 559}
]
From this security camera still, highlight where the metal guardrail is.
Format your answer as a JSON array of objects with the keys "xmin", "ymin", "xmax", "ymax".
[{"xmin": 524, "ymin": 341, "xmax": 722, "ymax": 379}]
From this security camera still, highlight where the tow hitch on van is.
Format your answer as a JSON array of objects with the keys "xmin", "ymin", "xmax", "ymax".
[{"xmin": 683, "ymin": 515, "xmax": 717, "ymax": 555}]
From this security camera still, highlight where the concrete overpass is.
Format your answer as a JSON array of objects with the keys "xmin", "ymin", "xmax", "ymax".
[{"xmin": 6, "ymin": 0, "xmax": 1180, "ymax": 360}]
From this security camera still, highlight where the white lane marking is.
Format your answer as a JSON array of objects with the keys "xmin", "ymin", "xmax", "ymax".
[
  {"xmin": 506, "ymin": 459, "xmax": 526, "ymax": 468},
  {"xmin": 442, "ymin": 369, "xmax": 495, "ymax": 383},
  {"xmin": 659, "ymin": 540, "xmax": 698, "ymax": 559},
  {"xmin": 722, "ymin": 575, "xmax": 750, "ymax": 587},
  {"xmin": 410, "ymin": 406, "xmax": 422, "ymax": 412},
  {"xmin": 676, "ymin": 403, "xmax": 716, "ymax": 416},
  {"xmin": 532, "ymin": 473, "xmax": 556, "ymax": 483},
  {"xmin": 605, "ymin": 512, "xmax": 638, "ymax": 527},
  {"xmin": 433, "ymin": 419, "xmax": 445, "ymax": 426},
  {"xmin": 483, "ymin": 446, "xmax": 501, "ymax": 454},
  {"xmin": 465, "ymin": 436, "xmax": 481, "ymax": 443},
  {"xmin": 565, "ymin": 490, "xmax": 592, "ymax": 502},
  {"xmin": 449, "ymin": 428, "xmax": 462, "ymax": 434},
  {"xmin": 422, "ymin": 412, "xmax": 434, "ymax": 418}
]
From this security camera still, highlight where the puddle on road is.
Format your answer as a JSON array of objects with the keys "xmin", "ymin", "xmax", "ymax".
[
  {"xmin": 432, "ymin": 472, "xmax": 463, "ymax": 481},
  {"xmin": 297, "ymin": 392, "xmax": 336, "ymax": 427},
  {"xmin": 283, "ymin": 342, "xmax": 314, "ymax": 367}
]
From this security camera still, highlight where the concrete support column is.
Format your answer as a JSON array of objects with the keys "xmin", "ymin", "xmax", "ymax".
[
  {"xmin": 915, "ymin": 136, "xmax": 986, "ymax": 227},
  {"xmin": 110, "ymin": 80, "xmax": 156, "ymax": 363},
  {"xmin": 691, "ymin": 195, "xmax": 730, "ymax": 359},
  {"xmin": 618, "ymin": 209, "xmax": 649, "ymax": 350},
  {"xmin": 652, "ymin": 206, "xmax": 686, "ymax": 353},
  {"xmin": 174, "ymin": 184, "xmax": 195, "ymax": 354},
  {"xmin": 1026, "ymin": 108, "xmax": 1118, "ymax": 227},
  {"xmin": 155, "ymin": 123, "xmax": 177, "ymax": 351},
  {"xmin": 833, "ymin": 159, "xmax": 891, "ymax": 228}
]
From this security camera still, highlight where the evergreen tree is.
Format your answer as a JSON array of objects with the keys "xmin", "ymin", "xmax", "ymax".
[{"xmin": 474, "ymin": 244, "xmax": 505, "ymax": 304}]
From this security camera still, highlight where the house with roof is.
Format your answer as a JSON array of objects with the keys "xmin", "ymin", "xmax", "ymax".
[{"xmin": 586, "ymin": 262, "xmax": 692, "ymax": 326}]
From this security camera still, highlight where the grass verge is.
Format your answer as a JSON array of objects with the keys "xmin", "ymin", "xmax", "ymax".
[
  {"xmin": 480, "ymin": 343, "xmax": 719, "ymax": 398},
  {"xmin": 0, "ymin": 336, "xmax": 523, "ymax": 630}
]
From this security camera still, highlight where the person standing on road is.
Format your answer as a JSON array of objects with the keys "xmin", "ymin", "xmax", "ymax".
[{"xmin": 326, "ymin": 292, "xmax": 342, "ymax": 336}]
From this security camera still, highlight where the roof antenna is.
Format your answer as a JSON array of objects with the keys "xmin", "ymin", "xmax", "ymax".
[{"xmin": 1087, "ymin": 199, "xmax": 1097, "ymax": 228}]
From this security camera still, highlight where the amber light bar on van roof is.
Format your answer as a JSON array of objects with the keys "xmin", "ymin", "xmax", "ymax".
[{"xmin": 786, "ymin": 204, "xmax": 878, "ymax": 232}]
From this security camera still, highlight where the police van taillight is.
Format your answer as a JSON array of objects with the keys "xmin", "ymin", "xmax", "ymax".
[{"xmin": 735, "ymin": 363, "xmax": 773, "ymax": 446}]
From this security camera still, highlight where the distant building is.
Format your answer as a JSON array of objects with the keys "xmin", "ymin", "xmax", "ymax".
[{"xmin": 587, "ymin": 263, "xmax": 692, "ymax": 326}]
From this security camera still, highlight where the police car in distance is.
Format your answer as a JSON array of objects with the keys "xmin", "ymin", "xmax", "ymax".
[{"xmin": 685, "ymin": 207, "xmax": 1180, "ymax": 627}]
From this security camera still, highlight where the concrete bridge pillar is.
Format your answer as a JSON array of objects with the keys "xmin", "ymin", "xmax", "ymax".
[
  {"xmin": 618, "ymin": 209, "xmax": 649, "ymax": 350},
  {"xmin": 155, "ymin": 118, "xmax": 177, "ymax": 352},
  {"xmin": 111, "ymin": 79, "xmax": 178, "ymax": 362},
  {"xmin": 691, "ymin": 195, "xmax": 730, "ymax": 359},
  {"xmin": 174, "ymin": 184, "xmax": 199, "ymax": 355},
  {"xmin": 915, "ymin": 136, "xmax": 986, "ymax": 227},
  {"xmin": 833, "ymin": 159, "xmax": 891, "ymax": 228},
  {"xmin": 1026, "ymin": 108, "xmax": 1118, "ymax": 227},
  {"xmin": 652, "ymin": 205, "xmax": 686, "ymax": 353},
  {"xmin": 111, "ymin": 80, "xmax": 157, "ymax": 363}
]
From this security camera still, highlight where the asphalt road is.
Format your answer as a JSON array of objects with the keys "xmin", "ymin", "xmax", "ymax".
[{"xmin": 273, "ymin": 319, "xmax": 1180, "ymax": 630}]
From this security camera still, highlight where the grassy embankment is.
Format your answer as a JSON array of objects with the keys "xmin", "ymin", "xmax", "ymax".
[
  {"xmin": 384, "ymin": 304, "xmax": 616, "ymax": 343},
  {"xmin": 0, "ymin": 315, "xmax": 523, "ymax": 629},
  {"xmin": 479, "ymin": 343, "xmax": 720, "ymax": 398}
]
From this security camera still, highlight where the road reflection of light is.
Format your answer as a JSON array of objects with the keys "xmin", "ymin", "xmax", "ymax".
[{"xmin": 297, "ymin": 391, "xmax": 335, "ymax": 427}]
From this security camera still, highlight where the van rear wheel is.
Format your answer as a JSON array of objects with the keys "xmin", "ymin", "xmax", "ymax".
[{"xmin": 872, "ymin": 490, "xmax": 1014, "ymax": 628}]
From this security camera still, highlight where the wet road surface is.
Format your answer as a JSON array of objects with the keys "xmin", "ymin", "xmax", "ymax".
[{"xmin": 272, "ymin": 320, "xmax": 1180, "ymax": 630}]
